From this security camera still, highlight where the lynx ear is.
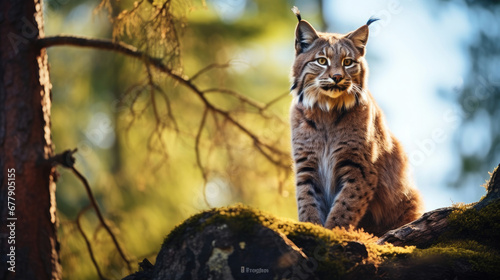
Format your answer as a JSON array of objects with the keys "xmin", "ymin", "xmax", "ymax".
[
  {"xmin": 346, "ymin": 18, "xmax": 379, "ymax": 56},
  {"xmin": 346, "ymin": 25, "xmax": 369, "ymax": 56},
  {"xmin": 292, "ymin": 6, "xmax": 319, "ymax": 55},
  {"xmin": 295, "ymin": 20, "xmax": 319, "ymax": 55}
]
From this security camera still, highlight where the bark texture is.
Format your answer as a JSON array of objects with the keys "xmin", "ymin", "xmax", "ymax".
[{"xmin": 0, "ymin": 0, "xmax": 60, "ymax": 279}]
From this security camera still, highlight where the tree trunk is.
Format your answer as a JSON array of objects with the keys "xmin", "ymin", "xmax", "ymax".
[{"xmin": 0, "ymin": 0, "xmax": 61, "ymax": 279}]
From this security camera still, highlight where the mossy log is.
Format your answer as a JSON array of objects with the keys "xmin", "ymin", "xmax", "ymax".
[
  {"xmin": 378, "ymin": 163, "xmax": 500, "ymax": 248},
  {"xmin": 123, "ymin": 164, "xmax": 500, "ymax": 280}
]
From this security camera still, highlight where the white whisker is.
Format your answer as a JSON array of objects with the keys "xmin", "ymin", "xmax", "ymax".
[{"xmin": 349, "ymin": 84, "xmax": 368, "ymax": 104}]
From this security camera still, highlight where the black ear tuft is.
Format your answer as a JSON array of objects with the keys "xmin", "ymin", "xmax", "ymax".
[
  {"xmin": 291, "ymin": 6, "xmax": 301, "ymax": 22},
  {"xmin": 292, "ymin": 6, "xmax": 319, "ymax": 55},
  {"xmin": 366, "ymin": 17, "xmax": 380, "ymax": 26}
]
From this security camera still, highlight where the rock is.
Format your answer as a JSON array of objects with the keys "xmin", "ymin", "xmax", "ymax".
[{"xmin": 153, "ymin": 218, "xmax": 308, "ymax": 279}]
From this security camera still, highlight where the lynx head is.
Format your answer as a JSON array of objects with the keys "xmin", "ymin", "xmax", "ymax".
[{"xmin": 290, "ymin": 7, "xmax": 378, "ymax": 111}]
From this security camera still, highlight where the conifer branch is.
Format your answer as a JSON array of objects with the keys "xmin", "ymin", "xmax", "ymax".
[{"xmin": 38, "ymin": 35, "xmax": 289, "ymax": 169}]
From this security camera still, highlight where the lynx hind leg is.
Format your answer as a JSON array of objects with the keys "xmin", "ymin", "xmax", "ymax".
[
  {"xmin": 324, "ymin": 163, "xmax": 375, "ymax": 229},
  {"xmin": 296, "ymin": 180, "xmax": 324, "ymax": 226}
]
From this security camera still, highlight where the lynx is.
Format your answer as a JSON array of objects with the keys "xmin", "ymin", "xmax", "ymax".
[{"xmin": 290, "ymin": 7, "xmax": 423, "ymax": 236}]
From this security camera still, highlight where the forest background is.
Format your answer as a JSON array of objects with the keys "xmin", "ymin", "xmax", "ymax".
[{"xmin": 38, "ymin": 0, "xmax": 500, "ymax": 278}]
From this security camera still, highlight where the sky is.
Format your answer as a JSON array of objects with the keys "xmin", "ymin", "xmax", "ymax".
[{"xmin": 321, "ymin": 0, "xmax": 483, "ymax": 210}]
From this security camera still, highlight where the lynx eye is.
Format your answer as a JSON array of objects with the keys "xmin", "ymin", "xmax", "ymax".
[
  {"xmin": 343, "ymin": 58, "xmax": 354, "ymax": 67},
  {"xmin": 317, "ymin": 57, "xmax": 328, "ymax": 65}
]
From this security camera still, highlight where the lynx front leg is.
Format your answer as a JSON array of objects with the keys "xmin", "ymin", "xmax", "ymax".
[
  {"xmin": 324, "ymin": 161, "xmax": 376, "ymax": 229},
  {"xmin": 294, "ymin": 155, "xmax": 325, "ymax": 225},
  {"xmin": 296, "ymin": 179, "xmax": 324, "ymax": 225}
]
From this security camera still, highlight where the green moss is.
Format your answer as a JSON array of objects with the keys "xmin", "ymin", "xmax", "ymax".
[
  {"xmin": 411, "ymin": 240, "xmax": 500, "ymax": 274},
  {"xmin": 161, "ymin": 204, "xmax": 258, "ymax": 248},
  {"xmin": 446, "ymin": 201, "xmax": 500, "ymax": 249},
  {"xmin": 406, "ymin": 199, "xmax": 500, "ymax": 275},
  {"xmin": 161, "ymin": 202, "xmax": 500, "ymax": 277}
]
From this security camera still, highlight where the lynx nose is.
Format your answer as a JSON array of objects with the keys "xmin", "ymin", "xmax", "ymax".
[{"xmin": 331, "ymin": 74, "xmax": 343, "ymax": 84}]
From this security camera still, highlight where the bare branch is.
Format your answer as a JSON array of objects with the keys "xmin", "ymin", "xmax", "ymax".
[
  {"xmin": 211, "ymin": 108, "xmax": 289, "ymax": 168},
  {"xmin": 146, "ymin": 66, "xmax": 162, "ymax": 128},
  {"xmin": 49, "ymin": 149, "xmax": 135, "ymax": 273},
  {"xmin": 39, "ymin": 36, "xmax": 141, "ymax": 60},
  {"xmin": 203, "ymin": 88, "xmax": 289, "ymax": 128},
  {"xmin": 76, "ymin": 205, "xmax": 108, "ymax": 280},
  {"xmin": 203, "ymin": 88, "xmax": 266, "ymax": 111},
  {"xmin": 263, "ymin": 91, "xmax": 290, "ymax": 110},
  {"xmin": 70, "ymin": 165, "xmax": 133, "ymax": 272},
  {"xmin": 41, "ymin": 35, "xmax": 290, "ymax": 172},
  {"xmin": 191, "ymin": 63, "xmax": 231, "ymax": 81},
  {"xmin": 145, "ymin": 64, "xmax": 170, "ymax": 170},
  {"xmin": 152, "ymin": 83, "xmax": 179, "ymax": 132},
  {"xmin": 37, "ymin": 35, "xmax": 178, "ymax": 77},
  {"xmin": 195, "ymin": 107, "xmax": 210, "ymax": 207}
]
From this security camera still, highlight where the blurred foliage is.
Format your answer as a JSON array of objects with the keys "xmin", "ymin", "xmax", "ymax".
[
  {"xmin": 43, "ymin": 0, "xmax": 320, "ymax": 278},
  {"xmin": 41, "ymin": 0, "xmax": 500, "ymax": 278},
  {"xmin": 442, "ymin": 0, "xmax": 500, "ymax": 189}
]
